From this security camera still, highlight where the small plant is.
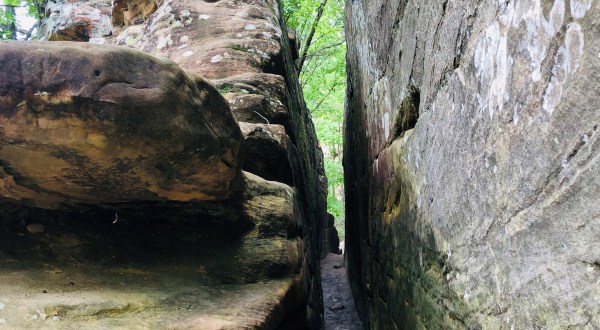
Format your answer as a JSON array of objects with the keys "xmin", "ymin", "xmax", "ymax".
[
  {"xmin": 217, "ymin": 85, "xmax": 241, "ymax": 94},
  {"xmin": 226, "ymin": 44, "xmax": 250, "ymax": 52}
]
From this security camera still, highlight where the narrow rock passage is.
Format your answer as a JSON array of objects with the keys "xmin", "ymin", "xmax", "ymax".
[{"xmin": 322, "ymin": 253, "xmax": 364, "ymax": 330}]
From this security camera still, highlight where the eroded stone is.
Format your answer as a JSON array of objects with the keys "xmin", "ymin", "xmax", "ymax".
[{"xmin": 0, "ymin": 41, "xmax": 243, "ymax": 207}]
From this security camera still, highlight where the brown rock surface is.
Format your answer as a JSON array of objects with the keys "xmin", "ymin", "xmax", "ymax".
[
  {"xmin": 112, "ymin": 0, "xmax": 158, "ymax": 27},
  {"xmin": 215, "ymin": 73, "xmax": 289, "ymax": 126},
  {"xmin": 0, "ymin": 0, "xmax": 327, "ymax": 329},
  {"xmin": 240, "ymin": 123, "xmax": 293, "ymax": 186},
  {"xmin": 106, "ymin": 1, "xmax": 328, "ymax": 326},
  {"xmin": 112, "ymin": 0, "xmax": 284, "ymax": 78},
  {"xmin": 0, "ymin": 41, "xmax": 242, "ymax": 207},
  {"xmin": 0, "ymin": 172, "xmax": 303, "ymax": 329}
]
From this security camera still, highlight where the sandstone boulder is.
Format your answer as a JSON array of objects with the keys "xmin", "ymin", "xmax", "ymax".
[
  {"xmin": 215, "ymin": 73, "xmax": 289, "ymax": 127},
  {"xmin": 112, "ymin": 0, "xmax": 284, "ymax": 79},
  {"xmin": 0, "ymin": 41, "xmax": 243, "ymax": 208},
  {"xmin": 112, "ymin": 0, "xmax": 159, "ymax": 27},
  {"xmin": 0, "ymin": 172, "xmax": 304, "ymax": 329},
  {"xmin": 0, "ymin": 0, "xmax": 327, "ymax": 328}
]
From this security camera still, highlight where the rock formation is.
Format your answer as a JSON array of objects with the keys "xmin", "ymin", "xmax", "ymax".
[
  {"xmin": 0, "ymin": 42, "xmax": 242, "ymax": 205},
  {"xmin": 345, "ymin": 0, "xmax": 600, "ymax": 328},
  {"xmin": 0, "ymin": 0, "xmax": 326, "ymax": 329}
]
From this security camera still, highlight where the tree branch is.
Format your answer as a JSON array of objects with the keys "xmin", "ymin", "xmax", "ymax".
[
  {"xmin": 18, "ymin": 21, "xmax": 38, "ymax": 40},
  {"xmin": 303, "ymin": 40, "xmax": 345, "ymax": 62},
  {"xmin": 297, "ymin": 0, "xmax": 328, "ymax": 73},
  {"xmin": 312, "ymin": 81, "xmax": 340, "ymax": 113},
  {"xmin": 300, "ymin": 52, "xmax": 333, "ymax": 89}
]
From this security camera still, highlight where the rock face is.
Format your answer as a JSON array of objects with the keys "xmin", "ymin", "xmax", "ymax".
[
  {"xmin": 345, "ymin": 1, "xmax": 600, "ymax": 329},
  {"xmin": 45, "ymin": 0, "xmax": 113, "ymax": 41},
  {"xmin": 0, "ymin": 41, "xmax": 242, "ymax": 206},
  {"xmin": 0, "ymin": 0, "xmax": 326, "ymax": 329},
  {"xmin": 240, "ymin": 122, "xmax": 293, "ymax": 185}
]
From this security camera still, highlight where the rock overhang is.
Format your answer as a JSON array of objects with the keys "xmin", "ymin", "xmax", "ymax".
[{"xmin": 0, "ymin": 41, "xmax": 243, "ymax": 208}]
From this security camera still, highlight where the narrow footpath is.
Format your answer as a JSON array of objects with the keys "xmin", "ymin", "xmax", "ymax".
[{"xmin": 322, "ymin": 253, "xmax": 364, "ymax": 330}]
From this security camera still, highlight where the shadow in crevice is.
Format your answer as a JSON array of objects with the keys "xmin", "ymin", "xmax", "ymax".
[
  {"xmin": 393, "ymin": 85, "xmax": 420, "ymax": 139},
  {"xmin": 0, "ymin": 201, "xmax": 273, "ymax": 285}
]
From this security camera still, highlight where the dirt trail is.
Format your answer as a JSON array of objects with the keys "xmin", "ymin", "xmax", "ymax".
[{"xmin": 322, "ymin": 253, "xmax": 364, "ymax": 330}]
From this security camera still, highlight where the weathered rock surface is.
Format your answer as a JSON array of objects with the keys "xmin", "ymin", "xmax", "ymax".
[
  {"xmin": 111, "ymin": 0, "xmax": 285, "ymax": 79},
  {"xmin": 215, "ymin": 73, "xmax": 289, "ymax": 129},
  {"xmin": 0, "ymin": 41, "xmax": 242, "ymax": 206},
  {"xmin": 1, "ymin": 0, "xmax": 326, "ymax": 329},
  {"xmin": 0, "ymin": 174, "xmax": 303, "ymax": 328},
  {"xmin": 45, "ymin": 0, "xmax": 113, "ymax": 41},
  {"xmin": 240, "ymin": 122, "xmax": 293, "ymax": 185},
  {"xmin": 345, "ymin": 0, "xmax": 600, "ymax": 329}
]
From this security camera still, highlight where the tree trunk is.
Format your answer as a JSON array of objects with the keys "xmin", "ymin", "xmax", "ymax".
[
  {"xmin": 297, "ymin": 0, "xmax": 328, "ymax": 73},
  {"xmin": 6, "ymin": 4, "xmax": 17, "ymax": 40}
]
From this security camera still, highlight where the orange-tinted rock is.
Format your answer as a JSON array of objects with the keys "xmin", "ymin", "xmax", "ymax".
[
  {"xmin": 112, "ymin": 0, "xmax": 158, "ymax": 27},
  {"xmin": 10, "ymin": 0, "xmax": 328, "ymax": 328},
  {"xmin": 0, "ymin": 41, "xmax": 243, "ymax": 208}
]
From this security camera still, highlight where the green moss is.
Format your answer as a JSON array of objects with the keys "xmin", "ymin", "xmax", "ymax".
[
  {"xmin": 225, "ymin": 44, "xmax": 251, "ymax": 52},
  {"xmin": 215, "ymin": 85, "xmax": 247, "ymax": 95}
]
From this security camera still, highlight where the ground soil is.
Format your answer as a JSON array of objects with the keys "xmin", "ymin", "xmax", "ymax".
[{"xmin": 321, "ymin": 253, "xmax": 364, "ymax": 330}]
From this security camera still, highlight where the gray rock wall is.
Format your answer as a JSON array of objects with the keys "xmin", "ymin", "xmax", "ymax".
[{"xmin": 345, "ymin": 1, "xmax": 600, "ymax": 328}]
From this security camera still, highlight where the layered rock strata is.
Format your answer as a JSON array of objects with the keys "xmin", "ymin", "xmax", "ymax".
[
  {"xmin": 0, "ymin": 0, "xmax": 326, "ymax": 329},
  {"xmin": 0, "ymin": 41, "xmax": 242, "ymax": 205},
  {"xmin": 345, "ymin": 1, "xmax": 600, "ymax": 328}
]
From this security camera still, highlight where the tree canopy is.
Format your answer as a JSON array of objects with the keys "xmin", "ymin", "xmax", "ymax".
[
  {"xmin": 0, "ymin": 0, "xmax": 46, "ymax": 40},
  {"xmin": 283, "ymin": 0, "xmax": 346, "ymax": 234}
]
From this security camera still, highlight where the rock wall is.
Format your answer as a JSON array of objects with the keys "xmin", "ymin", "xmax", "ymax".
[
  {"xmin": 345, "ymin": 1, "xmax": 600, "ymax": 328},
  {"xmin": 0, "ymin": 0, "xmax": 326, "ymax": 329}
]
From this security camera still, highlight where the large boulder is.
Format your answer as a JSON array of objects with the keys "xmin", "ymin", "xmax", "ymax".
[
  {"xmin": 0, "ymin": 173, "xmax": 303, "ymax": 329},
  {"xmin": 0, "ymin": 0, "xmax": 327, "ymax": 329},
  {"xmin": 0, "ymin": 41, "xmax": 243, "ymax": 208},
  {"xmin": 345, "ymin": 0, "xmax": 600, "ymax": 328},
  {"xmin": 214, "ymin": 73, "xmax": 290, "ymax": 129},
  {"xmin": 107, "ymin": 0, "xmax": 327, "ymax": 326}
]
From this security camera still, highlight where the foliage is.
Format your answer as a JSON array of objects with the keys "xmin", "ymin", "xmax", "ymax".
[
  {"xmin": 0, "ymin": 0, "xmax": 46, "ymax": 40},
  {"xmin": 283, "ymin": 0, "xmax": 346, "ymax": 237}
]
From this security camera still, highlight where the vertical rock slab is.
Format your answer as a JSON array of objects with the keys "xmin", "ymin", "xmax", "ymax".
[
  {"xmin": 345, "ymin": 0, "xmax": 600, "ymax": 328},
  {"xmin": 0, "ymin": 41, "xmax": 243, "ymax": 207}
]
